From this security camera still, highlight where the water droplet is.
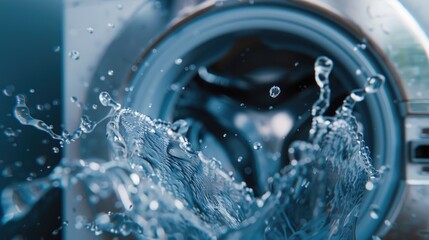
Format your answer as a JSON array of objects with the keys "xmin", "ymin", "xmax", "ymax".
[
  {"xmin": 222, "ymin": 133, "xmax": 227, "ymax": 138},
  {"xmin": 174, "ymin": 58, "xmax": 183, "ymax": 65},
  {"xmin": 53, "ymin": 45, "xmax": 61, "ymax": 53},
  {"xmin": 29, "ymin": 89, "xmax": 35, "ymax": 94},
  {"xmin": 130, "ymin": 173, "xmax": 140, "ymax": 185},
  {"xmin": 174, "ymin": 200, "xmax": 184, "ymax": 210},
  {"xmin": 80, "ymin": 115, "xmax": 97, "ymax": 133},
  {"xmin": 36, "ymin": 156, "xmax": 46, "ymax": 166},
  {"xmin": 314, "ymin": 56, "xmax": 333, "ymax": 74},
  {"xmin": 53, "ymin": 147, "xmax": 59, "ymax": 153},
  {"xmin": 314, "ymin": 56, "xmax": 333, "ymax": 88},
  {"xmin": 4, "ymin": 128, "xmax": 16, "ymax": 137},
  {"xmin": 107, "ymin": 23, "xmax": 115, "ymax": 28},
  {"xmin": 170, "ymin": 84, "xmax": 179, "ymax": 91},
  {"xmin": 2, "ymin": 84, "xmax": 15, "ymax": 97},
  {"xmin": 384, "ymin": 220, "xmax": 392, "ymax": 227},
  {"xmin": 116, "ymin": 4, "xmax": 123, "ymax": 10},
  {"xmin": 365, "ymin": 181, "xmax": 374, "ymax": 191},
  {"xmin": 108, "ymin": 70, "xmax": 114, "ymax": 76},
  {"xmin": 86, "ymin": 27, "xmax": 94, "ymax": 34},
  {"xmin": 99, "ymin": 92, "xmax": 110, "ymax": 106},
  {"xmin": 253, "ymin": 142, "xmax": 262, "ymax": 150},
  {"xmin": 42, "ymin": 103, "xmax": 50, "ymax": 111},
  {"xmin": 269, "ymin": 86, "xmax": 281, "ymax": 98},
  {"xmin": 95, "ymin": 213, "xmax": 110, "ymax": 225},
  {"xmin": 369, "ymin": 208, "xmax": 379, "ymax": 219},
  {"xmin": 52, "ymin": 229, "xmax": 60, "ymax": 236},
  {"xmin": 355, "ymin": 69, "xmax": 362, "ymax": 76},
  {"xmin": 149, "ymin": 200, "xmax": 159, "ymax": 210},
  {"xmin": 364, "ymin": 74, "xmax": 385, "ymax": 94},
  {"xmin": 2, "ymin": 166, "xmax": 13, "ymax": 177},
  {"xmin": 170, "ymin": 119, "xmax": 189, "ymax": 136},
  {"xmin": 271, "ymin": 152, "xmax": 281, "ymax": 161},
  {"xmin": 237, "ymin": 156, "xmax": 243, "ymax": 162},
  {"xmin": 353, "ymin": 43, "xmax": 367, "ymax": 51},
  {"xmin": 70, "ymin": 96, "xmax": 77, "ymax": 103},
  {"xmin": 350, "ymin": 89, "xmax": 365, "ymax": 102},
  {"xmin": 68, "ymin": 50, "xmax": 80, "ymax": 60},
  {"xmin": 99, "ymin": 92, "xmax": 121, "ymax": 110}
]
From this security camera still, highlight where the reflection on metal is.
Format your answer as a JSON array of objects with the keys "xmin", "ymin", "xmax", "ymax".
[
  {"xmin": 302, "ymin": 0, "xmax": 429, "ymax": 111},
  {"xmin": 381, "ymin": 185, "xmax": 429, "ymax": 239}
]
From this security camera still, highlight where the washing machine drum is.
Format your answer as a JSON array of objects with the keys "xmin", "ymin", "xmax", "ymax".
[{"xmin": 87, "ymin": 1, "xmax": 409, "ymax": 239}]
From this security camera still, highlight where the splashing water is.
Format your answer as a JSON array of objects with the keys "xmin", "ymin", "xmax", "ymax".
[
  {"xmin": 2, "ymin": 56, "xmax": 385, "ymax": 239},
  {"xmin": 241, "ymin": 57, "xmax": 384, "ymax": 239},
  {"xmin": 13, "ymin": 92, "xmax": 119, "ymax": 147}
]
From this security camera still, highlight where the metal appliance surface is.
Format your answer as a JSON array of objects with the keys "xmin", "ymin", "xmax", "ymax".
[{"xmin": 64, "ymin": 0, "xmax": 429, "ymax": 239}]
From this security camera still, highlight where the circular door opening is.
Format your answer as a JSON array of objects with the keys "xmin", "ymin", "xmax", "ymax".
[{"xmin": 126, "ymin": 3, "xmax": 401, "ymax": 239}]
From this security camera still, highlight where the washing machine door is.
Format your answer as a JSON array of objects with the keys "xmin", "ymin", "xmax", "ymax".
[{"xmin": 63, "ymin": 0, "xmax": 429, "ymax": 239}]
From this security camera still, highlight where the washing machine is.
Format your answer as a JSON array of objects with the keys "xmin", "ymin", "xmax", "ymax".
[{"xmin": 64, "ymin": 0, "xmax": 429, "ymax": 239}]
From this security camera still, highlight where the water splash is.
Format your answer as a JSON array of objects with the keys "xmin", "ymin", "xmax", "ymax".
[
  {"xmin": 1, "ymin": 177, "xmax": 62, "ymax": 224},
  {"xmin": 257, "ymin": 57, "xmax": 382, "ymax": 239},
  {"xmin": 105, "ymin": 108, "xmax": 255, "ymax": 236},
  {"xmin": 2, "ymin": 56, "xmax": 385, "ymax": 239},
  {"xmin": 13, "ymin": 93, "xmax": 119, "ymax": 146}
]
